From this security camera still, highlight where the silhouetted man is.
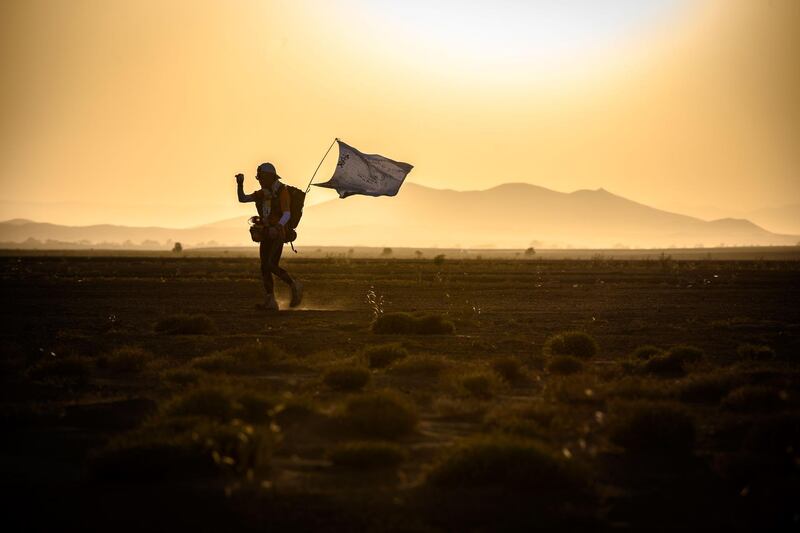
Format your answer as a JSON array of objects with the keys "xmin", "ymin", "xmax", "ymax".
[{"xmin": 236, "ymin": 163, "xmax": 302, "ymax": 311}]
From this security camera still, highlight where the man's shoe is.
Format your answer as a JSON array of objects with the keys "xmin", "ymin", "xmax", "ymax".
[
  {"xmin": 290, "ymin": 281, "xmax": 303, "ymax": 308},
  {"xmin": 256, "ymin": 294, "xmax": 279, "ymax": 312}
]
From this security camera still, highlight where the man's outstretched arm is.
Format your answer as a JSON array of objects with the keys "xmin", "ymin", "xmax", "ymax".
[{"xmin": 236, "ymin": 174, "xmax": 254, "ymax": 202}]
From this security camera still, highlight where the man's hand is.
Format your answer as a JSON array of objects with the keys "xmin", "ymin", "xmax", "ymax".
[{"xmin": 235, "ymin": 173, "xmax": 245, "ymax": 184}]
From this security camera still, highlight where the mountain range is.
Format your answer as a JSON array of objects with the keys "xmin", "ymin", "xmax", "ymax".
[{"xmin": 2, "ymin": 183, "xmax": 798, "ymax": 249}]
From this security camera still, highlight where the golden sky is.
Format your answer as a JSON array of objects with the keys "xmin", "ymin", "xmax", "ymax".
[{"xmin": 1, "ymin": 0, "xmax": 798, "ymax": 227}]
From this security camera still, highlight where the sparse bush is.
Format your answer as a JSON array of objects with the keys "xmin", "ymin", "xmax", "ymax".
[
  {"xmin": 155, "ymin": 313, "xmax": 216, "ymax": 335},
  {"xmin": 678, "ymin": 373, "xmax": 736, "ymax": 403},
  {"xmin": 603, "ymin": 377, "xmax": 673, "ymax": 400},
  {"xmin": 484, "ymin": 404, "xmax": 557, "ymax": 438},
  {"xmin": 643, "ymin": 354, "xmax": 686, "ymax": 377},
  {"xmin": 632, "ymin": 345, "xmax": 663, "ymax": 360},
  {"xmin": 457, "ymin": 372, "xmax": 497, "ymax": 399},
  {"xmin": 490, "ymin": 356, "xmax": 524, "ymax": 383},
  {"xmin": 433, "ymin": 254, "xmax": 446, "ymax": 265},
  {"xmin": 736, "ymin": 343, "xmax": 776, "ymax": 361},
  {"xmin": 667, "ymin": 345, "xmax": 704, "ymax": 364},
  {"xmin": 389, "ymin": 355, "xmax": 449, "ymax": 377},
  {"xmin": 190, "ymin": 342, "xmax": 285, "ymax": 374},
  {"xmin": 161, "ymin": 384, "xmax": 274, "ymax": 423},
  {"xmin": 548, "ymin": 355, "xmax": 584, "ymax": 375},
  {"xmin": 88, "ymin": 418, "xmax": 269, "ymax": 481},
  {"xmin": 609, "ymin": 402, "xmax": 695, "ymax": 456},
  {"xmin": 364, "ymin": 343, "xmax": 408, "ymax": 369},
  {"xmin": 323, "ymin": 365, "xmax": 371, "ymax": 392},
  {"xmin": 329, "ymin": 441, "xmax": 406, "ymax": 469},
  {"xmin": 426, "ymin": 436, "xmax": 592, "ymax": 497},
  {"xmin": 721, "ymin": 386, "xmax": 787, "ymax": 412},
  {"xmin": 343, "ymin": 391, "xmax": 418, "ymax": 439},
  {"xmin": 372, "ymin": 312, "xmax": 454, "ymax": 335},
  {"xmin": 105, "ymin": 346, "xmax": 151, "ymax": 374},
  {"xmin": 26, "ymin": 355, "xmax": 92, "ymax": 383},
  {"xmin": 543, "ymin": 331, "xmax": 598, "ymax": 359}
]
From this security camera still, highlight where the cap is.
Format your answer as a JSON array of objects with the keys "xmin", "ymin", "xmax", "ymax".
[{"xmin": 257, "ymin": 162, "xmax": 280, "ymax": 179}]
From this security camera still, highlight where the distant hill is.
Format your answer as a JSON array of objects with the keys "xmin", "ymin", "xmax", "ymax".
[
  {"xmin": 746, "ymin": 204, "xmax": 800, "ymax": 235},
  {"xmin": 1, "ymin": 183, "xmax": 797, "ymax": 249}
]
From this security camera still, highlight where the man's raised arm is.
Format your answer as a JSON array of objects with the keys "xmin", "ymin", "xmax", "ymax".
[{"xmin": 236, "ymin": 173, "xmax": 254, "ymax": 202}]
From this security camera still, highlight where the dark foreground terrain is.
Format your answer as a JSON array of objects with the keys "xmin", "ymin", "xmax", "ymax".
[{"xmin": 1, "ymin": 254, "xmax": 799, "ymax": 532}]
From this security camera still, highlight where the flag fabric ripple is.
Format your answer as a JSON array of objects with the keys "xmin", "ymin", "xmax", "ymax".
[{"xmin": 314, "ymin": 140, "xmax": 413, "ymax": 198}]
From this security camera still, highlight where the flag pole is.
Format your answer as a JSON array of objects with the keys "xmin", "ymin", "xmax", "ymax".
[{"xmin": 304, "ymin": 138, "xmax": 338, "ymax": 194}]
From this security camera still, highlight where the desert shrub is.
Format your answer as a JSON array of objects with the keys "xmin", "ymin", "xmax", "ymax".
[
  {"xmin": 26, "ymin": 355, "xmax": 92, "ymax": 383},
  {"xmin": 736, "ymin": 343, "xmax": 776, "ymax": 361},
  {"xmin": 154, "ymin": 313, "xmax": 216, "ymax": 335},
  {"xmin": 603, "ymin": 377, "xmax": 673, "ymax": 400},
  {"xmin": 632, "ymin": 345, "xmax": 663, "ymax": 360},
  {"xmin": 364, "ymin": 343, "xmax": 408, "ymax": 369},
  {"xmin": 490, "ymin": 356, "xmax": 524, "ymax": 383},
  {"xmin": 547, "ymin": 355, "xmax": 584, "ymax": 375},
  {"xmin": 323, "ymin": 365, "xmax": 371, "ymax": 392},
  {"xmin": 666, "ymin": 345, "xmax": 704, "ymax": 364},
  {"xmin": 543, "ymin": 331, "xmax": 598, "ymax": 359},
  {"xmin": 426, "ymin": 436, "xmax": 592, "ymax": 498},
  {"xmin": 643, "ymin": 353, "xmax": 686, "ymax": 377},
  {"xmin": 343, "ymin": 391, "xmax": 418, "ymax": 439},
  {"xmin": 190, "ymin": 342, "xmax": 284, "ymax": 374},
  {"xmin": 484, "ymin": 404, "xmax": 557, "ymax": 438},
  {"xmin": 721, "ymin": 386, "xmax": 787, "ymax": 412},
  {"xmin": 547, "ymin": 375, "xmax": 603, "ymax": 404},
  {"xmin": 105, "ymin": 346, "xmax": 151, "ymax": 374},
  {"xmin": 388, "ymin": 355, "xmax": 449, "ymax": 377},
  {"xmin": 457, "ymin": 372, "xmax": 498, "ymax": 399},
  {"xmin": 161, "ymin": 384, "xmax": 275, "ymax": 423},
  {"xmin": 160, "ymin": 367, "xmax": 204, "ymax": 386},
  {"xmin": 678, "ymin": 373, "xmax": 736, "ymax": 403},
  {"xmin": 88, "ymin": 418, "xmax": 269, "ymax": 481},
  {"xmin": 372, "ymin": 312, "xmax": 454, "ymax": 335},
  {"xmin": 329, "ymin": 441, "xmax": 406, "ymax": 469},
  {"xmin": 609, "ymin": 402, "xmax": 695, "ymax": 456}
]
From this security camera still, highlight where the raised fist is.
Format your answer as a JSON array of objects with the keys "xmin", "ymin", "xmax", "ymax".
[{"xmin": 235, "ymin": 173, "xmax": 244, "ymax": 183}]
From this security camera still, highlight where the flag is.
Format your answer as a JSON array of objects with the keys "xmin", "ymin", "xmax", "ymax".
[{"xmin": 314, "ymin": 140, "xmax": 413, "ymax": 198}]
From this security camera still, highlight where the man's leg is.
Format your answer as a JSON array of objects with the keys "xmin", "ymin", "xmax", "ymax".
[
  {"xmin": 259, "ymin": 240, "xmax": 278, "ymax": 310},
  {"xmin": 267, "ymin": 240, "xmax": 303, "ymax": 307}
]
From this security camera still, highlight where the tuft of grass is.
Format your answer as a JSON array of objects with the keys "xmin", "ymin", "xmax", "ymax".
[
  {"xmin": 329, "ymin": 441, "xmax": 406, "ymax": 469},
  {"xmin": 342, "ymin": 391, "xmax": 418, "ymax": 439},
  {"xmin": 678, "ymin": 372, "xmax": 736, "ymax": 403},
  {"xmin": 456, "ymin": 372, "xmax": 498, "ymax": 399},
  {"xmin": 388, "ymin": 355, "xmax": 449, "ymax": 377},
  {"xmin": 372, "ymin": 312, "xmax": 454, "ymax": 335},
  {"xmin": 190, "ymin": 342, "xmax": 285, "ymax": 374},
  {"xmin": 667, "ymin": 345, "xmax": 704, "ymax": 364},
  {"xmin": 543, "ymin": 331, "xmax": 598, "ymax": 359},
  {"xmin": 547, "ymin": 355, "xmax": 584, "ymax": 375},
  {"xmin": 631, "ymin": 345, "xmax": 663, "ymax": 360},
  {"xmin": 154, "ymin": 313, "xmax": 216, "ymax": 335},
  {"xmin": 88, "ymin": 418, "xmax": 270, "ymax": 481},
  {"xmin": 323, "ymin": 365, "xmax": 371, "ymax": 392},
  {"xmin": 364, "ymin": 343, "xmax": 408, "ymax": 369},
  {"xmin": 160, "ymin": 384, "xmax": 275, "ymax": 423},
  {"xmin": 643, "ymin": 354, "xmax": 686, "ymax": 377},
  {"xmin": 484, "ymin": 404, "xmax": 557, "ymax": 438},
  {"xmin": 736, "ymin": 343, "xmax": 776, "ymax": 361},
  {"xmin": 609, "ymin": 402, "xmax": 695, "ymax": 457},
  {"xmin": 721, "ymin": 386, "xmax": 787, "ymax": 412},
  {"xmin": 490, "ymin": 356, "xmax": 524, "ymax": 384},
  {"xmin": 26, "ymin": 355, "xmax": 92, "ymax": 383},
  {"xmin": 105, "ymin": 346, "xmax": 151, "ymax": 374},
  {"xmin": 426, "ymin": 435, "xmax": 592, "ymax": 498}
]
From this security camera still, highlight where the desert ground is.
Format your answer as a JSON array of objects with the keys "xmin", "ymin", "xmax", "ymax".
[{"xmin": 2, "ymin": 252, "xmax": 798, "ymax": 531}]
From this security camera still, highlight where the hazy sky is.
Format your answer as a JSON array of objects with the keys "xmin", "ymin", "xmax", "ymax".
[{"xmin": 1, "ymin": 0, "xmax": 798, "ymax": 227}]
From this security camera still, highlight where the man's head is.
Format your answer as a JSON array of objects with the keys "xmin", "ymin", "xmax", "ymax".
[{"xmin": 256, "ymin": 162, "xmax": 280, "ymax": 188}]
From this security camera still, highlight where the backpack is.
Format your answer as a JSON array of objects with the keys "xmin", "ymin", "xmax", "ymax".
[{"xmin": 282, "ymin": 184, "xmax": 306, "ymax": 230}]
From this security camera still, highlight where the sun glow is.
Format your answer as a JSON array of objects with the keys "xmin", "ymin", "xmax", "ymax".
[{"xmin": 345, "ymin": 0, "xmax": 692, "ymax": 80}]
